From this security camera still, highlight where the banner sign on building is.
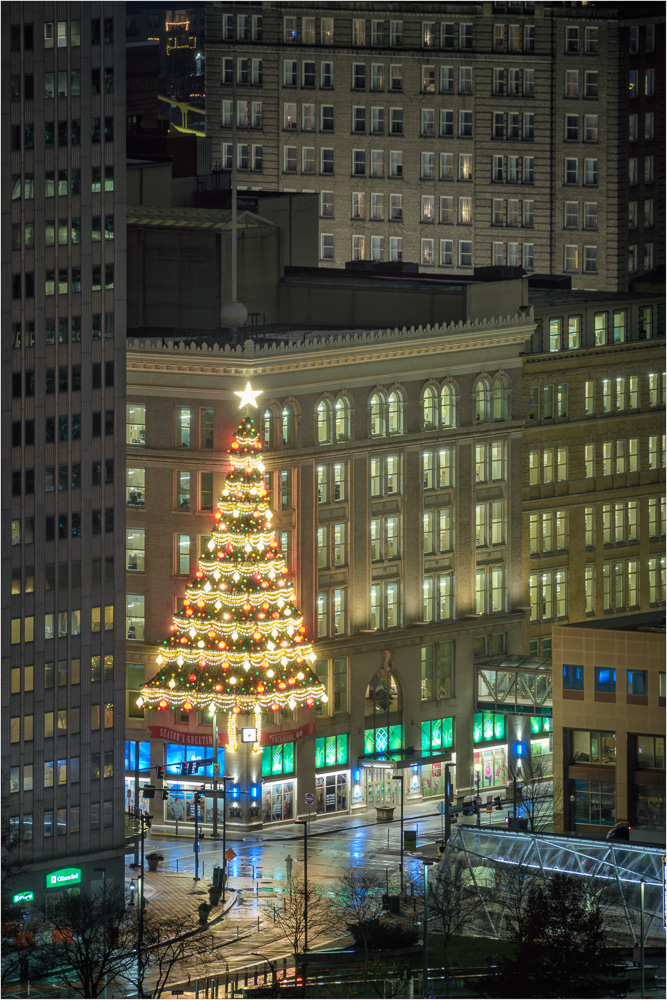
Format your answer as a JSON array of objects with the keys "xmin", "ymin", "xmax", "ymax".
[
  {"xmin": 148, "ymin": 726, "xmax": 227, "ymax": 747},
  {"xmin": 263, "ymin": 723, "xmax": 316, "ymax": 746},
  {"xmin": 46, "ymin": 867, "xmax": 81, "ymax": 888}
]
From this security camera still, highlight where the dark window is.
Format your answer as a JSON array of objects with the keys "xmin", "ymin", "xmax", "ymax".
[
  {"xmin": 24, "ymin": 24, "xmax": 33, "ymax": 49},
  {"xmin": 103, "ymin": 18, "xmax": 113, "ymax": 43},
  {"xmin": 45, "ymin": 369, "xmax": 55, "ymax": 394},
  {"xmin": 105, "ymin": 312, "xmax": 114, "ymax": 337},
  {"xmin": 25, "ymin": 420, "xmax": 34, "ymax": 445},
  {"xmin": 104, "ymin": 117, "xmax": 113, "ymax": 142},
  {"xmin": 104, "ymin": 68, "xmax": 113, "ymax": 93},
  {"xmin": 72, "ymin": 512, "xmax": 81, "ymax": 537},
  {"xmin": 92, "ymin": 19, "xmax": 100, "ymax": 44},
  {"xmin": 92, "ymin": 315, "xmax": 102, "ymax": 340},
  {"xmin": 105, "ymin": 361, "xmax": 114, "ymax": 386},
  {"xmin": 44, "ymin": 122, "xmax": 53, "ymax": 148},
  {"xmin": 26, "ymin": 123, "xmax": 35, "ymax": 149},
  {"xmin": 10, "ymin": 25, "xmax": 20, "ymax": 51},
  {"xmin": 91, "ymin": 117, "xmax": 101, "ymax": 143},
  {"xmin": 58, "ymin": 514, "xmax": 68, "ymax": 539},
  {"xmin": 72, "ymin": 414, "xmax": 81, "ymax": 439},
  {"xmin": 58, "ymin": 416, "xmax": 68, "ymax": 441},
  {"xmin": 92, "ymin": 461, "xmax": 102, "ymax": 486},
  {"xmin": 25, "ymin": 470, "xmax": 34, "ymax": 494},
  {"xmin": 12, "ymin": 422, "xmax": 21, "ymax": 447},
  {"xmin": 25, "ymin": 371, "xmax": 34, "ymax": 396},
  {"xmin": 72, "ymin": 464, "xmax": 81, "ymax": 488},
  {"xmin": 58, "ymin": 465, "xmax": 68, "ymax": 490},
  {"xmin": 105, "ymin": 410, "xmax": 113, "ymax": 435},
  {"xmin": 12, "ymin": 373, "xmax": 22, "ymax": 397},
  {"xmin": 92, "ymin": 363, "xmax": 102, "ymax": 389},
  {"xmin": 24, "ymin": 74, "xmax": 34, "ymax": 100},
  {"xmin": 105, "ymin": 264, "xmax": 114, "ymax": 289},
  {"xmin": 72, "ymin": 365, "xmax": 81, "ymax": 391},
  {"xmin": 105, "ymin": 460, "xmax": 114, "ymax": 483},
  {"xmin": 71, "ymin": 168, "xmax": 80, "ymax": 194},
  {"xmin": 92, "ymin": 510, "xmax": 102, "ymax": 534},
  {"xmin": 58, "ymin": 366, "xmax": 68, "ymax": 392},
  {"xmin": 58, "ymin": 317, "xmax": 68, "ymax": 343},
  {"xmin": 46, "ymin": 417, "xmax": 55, "ymax": 443},
  {"xmin": 105, "ymin": 508, "xmax": 114, "ymax": 532},
  {"xmin": 46, "ymin": 517, "xmax": 55, "ymax": 542},
  {"xmin": 92, "ymin": 412, "xmax": 101, "ymax": 436},
  {"xmin": 563, "ymin": 664, "xmax": 583, "ymax": 690},
  {"xmin": 12, "ymin": 275, "xmax": 21, "ymax": 299},
  {"xmin": 12, "ymin": 471, "xmax": 21, "ymax": 496},
  {"xmin": 71, "ymin": 120, "xmax": 80, "ymax": 145},
  {"xmin": 91, "ymin": 68, "xmax": 101, "ymax": 94},
  {"xmin": 58, "ymin": 120, "xmax": 68, "ymax": 146}
]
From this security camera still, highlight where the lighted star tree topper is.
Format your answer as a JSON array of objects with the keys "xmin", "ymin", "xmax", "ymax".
[{"xmin": 138, "ymin": 383, "xmax": 327, "ymax": 751}]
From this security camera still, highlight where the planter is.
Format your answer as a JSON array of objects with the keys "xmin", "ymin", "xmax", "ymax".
[
  {"xmin": 198, "ymin": 904, "xmax": 211, "ymax": 925},
  {"xmin": 147, "ymin": 858, "xmax": 160, "ymax": 872},
  {"xmin": 208, "ymin": 887, "xmax": 222, "ymax": 907},
  {"xmin": 375, "ymin": 806, "xmax": 395, "ymax": 823}
]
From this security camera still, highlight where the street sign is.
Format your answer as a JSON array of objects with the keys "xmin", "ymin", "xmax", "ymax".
[
  {"xmin": 225, "ymin": 847, "xmax": 236, "ymax": 861},
  {"xmin": 305, "ymin": 792, "xmax": 314, "ymax": 805},
  {"xmin": 436, "ymin": 802, "xmax": 446, "ymax": 814}
]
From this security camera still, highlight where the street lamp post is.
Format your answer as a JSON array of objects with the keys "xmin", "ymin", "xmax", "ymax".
[
  {"xmin": 422, "ymin": 859, "xmax": 434, "ymax": 999},
  {"xmin": 194, "ymin": 790, "xmax": 201, "ymax": 882},
  {"xmin": 295, "ymin": 819, "xmax": 308, "ymax": 952},
  {"xmin": 251, "ymin": 952, "xmax": 277, "ymax": 989},
  {"xmin": 137, "ymin": 813, "xmax": 146, "ymax": 999},
  {"xmin": 392, "ymin": 772, "xmax": 404, "ymax": 896},
  {"xmin": 220, "ymin": 774, "xmax": 233, "ymax": 904}
]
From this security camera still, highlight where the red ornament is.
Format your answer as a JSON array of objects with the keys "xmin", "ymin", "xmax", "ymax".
[{"xmin": 189, "ymin": 673, "xmax": 197, "ymax": 682}]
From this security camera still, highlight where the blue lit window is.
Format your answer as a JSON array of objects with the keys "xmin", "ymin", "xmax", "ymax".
[
  {"xmin": 125, "ymin": 740, "xmax": 151, "ymax": 772},
  {"xmin": 595, "ymin": 667, "xmax": 616, "ymax": 694}
]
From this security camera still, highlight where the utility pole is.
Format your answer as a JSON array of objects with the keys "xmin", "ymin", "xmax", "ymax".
[
  {"xmin": 194, "ymin": 790, "xmax": 201, "ymax": 882},
  {"xmin": 137, "ymin": 814, "xmax": 145, "ymax": 998},
  {"xmin": 392, "ymin": 770, "xmax": 404, "ymax": 896}
]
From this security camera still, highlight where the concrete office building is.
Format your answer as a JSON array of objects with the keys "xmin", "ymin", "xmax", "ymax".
[
  {"xmin": 204, "ymin": 2, "xmax": 664, "ymax": 291},
  {"xmin": 2, "ymin": 4, "xmax": 127, "ymax": 908},
  {"xmin": 551, "ymin": 614, "xmax": 665, "ymax": 838}
]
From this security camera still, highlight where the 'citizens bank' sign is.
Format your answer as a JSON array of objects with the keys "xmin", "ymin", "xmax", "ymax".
[{"xmin": 46, "ymin": 867, "xmax": 82, "ymax": 888}]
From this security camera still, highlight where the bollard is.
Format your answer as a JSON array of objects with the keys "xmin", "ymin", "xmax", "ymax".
[
  {"xmin": 195, "ymin": 979, "xmax": 200, "ymax": 998},
  {"xmin": 257, "ymin": 915, "xmax": 260, "ymax": 932},
  {"xmin": 176, "ymin": 858, "xmax": 179, "ymax": 873},
  {"xmin": 236, "ymin": 924, "xmax": 239, "ymax": 939}
]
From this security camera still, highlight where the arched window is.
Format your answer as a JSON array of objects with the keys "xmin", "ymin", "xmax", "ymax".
[
  {"xmin": 335, "ymin": 396, "xmax": 350, "ymax": 441},
  {"xmin": 441, "ymin": 382, "xmax": 456, "ymax": 428},
  {"xmin": 492, "ymin": 375, "xmax": 509, "ymax": 421},
  {"xmin": 474, "ymin": 377, "xmax": 491, "ymax": 422},
  {"xmin": 281, "ymin": 404, "xmax": 295, "ymax": 447},
  {"xmin": 316, "ymin": 399, "xmax": 333, "ymax": 445},
  {"xmin": 369, "ymin": 392, "xmax": 385, "ymax": 437},
  {"xmin": 262, "ymin": 408, "xmax": 273, "ymax": 448},
  {"xmin": 387, "ymin": 390, "xmax": 404, "ymax": 435},
  {"xmin": 423, "ymin": 385, "xmax": 437, "ymax": 430}
]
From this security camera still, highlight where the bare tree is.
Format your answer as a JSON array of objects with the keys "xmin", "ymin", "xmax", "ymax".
[
  {"xmin": 126, "ymin": 913, "xmax": 214, "ymax": 999},
  {"xmin": 1, "ymin": 798, "xmax": 39, "ymax": 985},
  {"xmin": 415, "ymin": 851, "xmax": 479, "ymax": 987},
  {"xmin": 491, "ymin": 862, "xmax": 541, "ymax": 943},
  {"xmin": 265, "ymin": 878, "xmax": 332, "ymax": 963},
  {"xmin": 36, "ymin": 883, "xmax": 136, "ymax": 998},
  {"xmin": 331, "ymin": 868, "xmax": 388, "ymax": 958},
  {"xmin": 505, "ymin": 755, "xmax": 554, "ymax": 832}
]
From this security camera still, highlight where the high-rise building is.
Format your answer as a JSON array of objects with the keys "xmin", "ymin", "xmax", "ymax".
[
  {"xmin": 205, "ymin": 2, "xmax": 664, "ymax": 291},
  {"xmin": 2, "ymin": 4, "xmax": 127, "ymax": 908}
]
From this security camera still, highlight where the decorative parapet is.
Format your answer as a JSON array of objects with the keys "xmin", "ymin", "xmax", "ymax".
[{"xmin": 127, "ymin": 309, "xmax": 535, "ymax": 371}]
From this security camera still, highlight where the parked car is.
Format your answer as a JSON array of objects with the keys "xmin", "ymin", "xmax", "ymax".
[{"xmin": 606, "ymin": 822, "xmax": 631, "ymax": 841}]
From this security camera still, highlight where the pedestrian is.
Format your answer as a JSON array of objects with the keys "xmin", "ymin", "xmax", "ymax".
[{"xmin": 285, "ymin": 854, "xmax": 293, "ymax": 879}]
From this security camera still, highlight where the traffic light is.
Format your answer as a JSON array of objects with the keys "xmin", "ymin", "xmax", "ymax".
[
  {"xmin": 180, "ymin": 763, "xmax": 188, "ymax": 776},
  {"xmin": 156, "ymin": 766, "xmax": 165, "ymax": 780},
  {"xmin": 494, "ymin": 796, "xmax": 503, "ymax": 810},
  {"xmin": 142, "ymin": 785, "xmax": 155, "ymax": 799},
  {"xmin": 187, "ymin": 761, "xmax": 198, "ymax": 775},
  {"xmin": 161, "ymin": 790, "xmax": 169, "ymax": 800}
]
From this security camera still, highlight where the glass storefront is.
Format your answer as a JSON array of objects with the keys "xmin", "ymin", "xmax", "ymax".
[
  {"xmin": 473, "ymin": 745, "xmax": 506, "ymax": 788},
  {"xmin": 315, "ymin": 771, "xmax": 348, "ymax": 813},
  {"xmin": 420, "ymin": 757, "xmax": 457, "ymax": 799},
  {"xmin": 365, "ymin": 766, "xmax": 400, "ymax": 807},
  {"xmin": 262, "ymin": 779, "xmax": 295, "ymax": 824}
]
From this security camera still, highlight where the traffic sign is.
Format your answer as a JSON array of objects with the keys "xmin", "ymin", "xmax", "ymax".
[
  {"xmin": 225, "ymin": 847, "xmax": 236, "ymax": 861},
  {"xmin": 305, "ymin": 792, "xmax": 315, "ymax": 805},
  {"xmin": 192, "ymin": 841, "xmax": 200, "ymax": 852},
  {"xmin": 436, "ymin": 802, "xmax": 446, "ymax": 815}
]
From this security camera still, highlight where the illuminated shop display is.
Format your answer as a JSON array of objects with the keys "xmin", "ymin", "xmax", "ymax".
[
  {"xmin": 421, "ymin": 717, "xmax": 455, "ymax": 753},
  {"xmin": 139, "ymin": 398, "xmax": 326, "ymax": 746},
  {"xmin": 473, "ymin": 711, "xmax": 506, "ymax": 744},
  {"xmin": 261, "ymin": 741, "xmax": 295, "ymax": 777},
  {"xmin": 315, "ymin": 734, "xmax": 348, "ymax": 768},
  {"xmin": 364, "ymin": 725, "xmax": 403, "ymax": 755}
]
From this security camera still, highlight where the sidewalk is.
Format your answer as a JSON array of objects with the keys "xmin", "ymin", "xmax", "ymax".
[{"xmin": 126, "ymin": 865, "xmax": 240, "ymax": 929}]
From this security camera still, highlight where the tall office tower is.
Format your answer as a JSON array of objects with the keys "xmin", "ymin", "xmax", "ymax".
[
  {"xmin": 205, "ymin": 2, "xmax": 664, "ymax": 291},
  {"xmin": 2, "ymin": 5, "xmax": 127, "ymax": 908}
]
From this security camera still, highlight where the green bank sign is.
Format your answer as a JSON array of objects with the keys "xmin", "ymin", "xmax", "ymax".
[
  {"xmin": 46, "ymin": 867, "xmax": 82, "ymax": 889},
  {"xmin": 13, "ymin": 890, "xmax": 34, "ymax": 904}
]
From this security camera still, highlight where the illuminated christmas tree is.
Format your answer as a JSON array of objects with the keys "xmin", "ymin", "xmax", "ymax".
[{"xmin": 138, "ymin": 384, "xmax": 326, "ymax": 751}]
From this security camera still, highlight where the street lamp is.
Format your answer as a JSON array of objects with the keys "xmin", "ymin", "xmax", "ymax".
[
  {"xmin": 295, "ymin": 819, "xmax": 308, "ymax": 952},
  {"xmin": 251, "ymin": 952, "xmax": 277, "ymax": 989},
  {"xmin": 137, "ymin": 813, "xmax": 146, "ymax": 999},
  {"xmin": 421, "ymin": 859, "xmax": 435, "ymax": 999},
  {"xmin": 391, "ymin": 772, "xmax": 405, "ymax": 896},
  {"xmin": 220, "ymin": 774, "xmax": 234, "ymax": 904}
]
